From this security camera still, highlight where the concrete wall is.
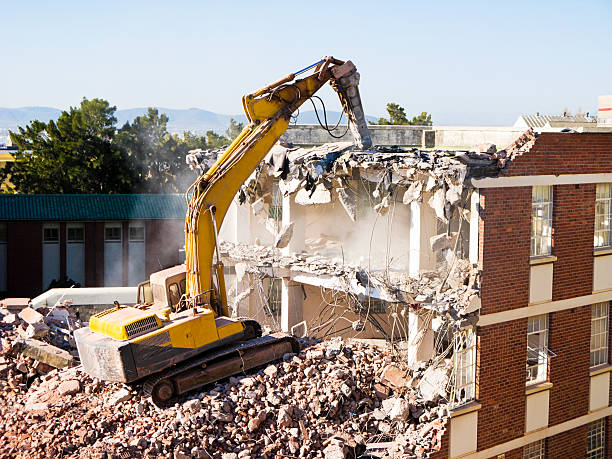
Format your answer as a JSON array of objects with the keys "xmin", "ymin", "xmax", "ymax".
[{"xmin": 284, "ymin": 124, "xmax": 526, "ymax": 149}]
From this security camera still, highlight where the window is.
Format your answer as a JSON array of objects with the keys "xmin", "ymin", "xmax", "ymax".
[
  {"xmin": 43, "ymin": 226, "xmax": 59, "ymax": 243},
  {"xmin": 523, "ymin": 439, "xmax": 545, "ymax": 459},
  {"xmin": 168, "ymin": 283, "xmax": 181, "ymax": 307},
  {"xmin": 452, "ymin": 328, "xmax": 476, "ymax": 406},
  {"xmin": 587, "ymin": 418, "xmax": 606, "ymax": 459},
  {"xmin": 105, "ymin": 226, "xmax": 121, "ymax": 242},
  {"xmin": 531, "ymin": 186, "xmax": 553, "ymax": 257},
  {"xmin": 67, "ymin": 227, "xmax": 84, "ymax": 242},
  {"xmin": 359, "ymin": 297, "xmax": 388, "ymax": 314},
  {"xmin": 527, "ymin": 314, "xmax": 550, "ymax": 384},
  {"xmin": 129, "ymin": 226, "xmax": 145, "ymax": 242},
  {"xmin": 591, "ymin": 302, "xmax": 609, "ymax": 368},
  {"xmin": 268, "ymin": 179, "xmax": 283, "ymax": 226},
  {"xmin": 267, "ymin": 277, "xmax": 282, "ymax": 320},
  {"xmin": 595, "ymin": 184, "xmax": 612, "ymax": 248}
]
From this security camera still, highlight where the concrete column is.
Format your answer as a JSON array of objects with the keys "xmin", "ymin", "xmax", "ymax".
[
  {"xmin": 407, "ymin": 309, "xmax": 434, "ymax": 366},
  {"xmin": 409, "ymin": 196, "xmax": 438, "ymax": 277},
  {"xmin": 281, "ymin": 279, "xmax": 304, "ymax": 333},
  {"xmin": 281, "ymin": 194, "xmax": 305, "ymax": 256},
  {"xmin": 469, "ymin": 190, "xmax": 480, "ymax": 265}
]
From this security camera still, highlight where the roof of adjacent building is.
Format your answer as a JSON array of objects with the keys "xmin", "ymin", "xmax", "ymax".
[
  {"xmin": 0, "ymin": 194, "xmax": 187, "ymax": 221},
  {"xmin": 515, "ymin": 114, "xmax": 597, "ymax": 128}
]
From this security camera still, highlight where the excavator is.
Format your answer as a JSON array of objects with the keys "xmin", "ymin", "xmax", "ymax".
[{"xmin": 74, "ymin": 57, "xmax": 372, "ymax": 405}]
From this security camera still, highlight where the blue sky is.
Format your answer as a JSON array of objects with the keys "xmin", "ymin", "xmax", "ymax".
[{"xmin": 3, "ymin": 0, "xmax": 611, "ymax": 125}]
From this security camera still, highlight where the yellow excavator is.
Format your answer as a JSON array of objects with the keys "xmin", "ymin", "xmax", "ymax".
[{"xmin": 74, "ymin": 57, "xmax": 372, "ymax": 405}]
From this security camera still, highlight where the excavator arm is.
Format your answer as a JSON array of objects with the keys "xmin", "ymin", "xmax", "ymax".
[{"xmin": 185, "ymin": 57, "xmax": 371, "ymax": 314}]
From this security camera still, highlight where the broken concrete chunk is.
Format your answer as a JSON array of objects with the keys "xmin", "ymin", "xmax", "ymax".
[
  {"xmin": 25, "ymin": 322, "xmax": 50, "ymax": 339},
  {"xmin": 418, "ymin": 366, "xmax": 449, "ymax": 402},
  {"xmin": 108, "ymin": 388, "xmax": 132, "ymax": 405},
  {"xmin": 295, "ymin": 184, "xmax": 331, "ymax": 205},
  {"xmin": 380, "ymin": 364, "xmax": 411, "ymax": 390},
  {"xmin": 403, "ymin": 181, "xmax": 423, "ymax": 205},
  {"xmin": 58, "ymin": 379, "xmax": 81, "ymax": 396},
  {"xmin": 428, "ymin": 188, "xmax": 448, "ymax": 223},
  {"xmin": 251, "ymin": 197, "xmax": 265, "ymax": 216},
  {"xmin": 13, "ymin": 339, "xmax": 74, "ymax": 369},
  {"xmin": 470, "ymin": 142, "xmax": 496, "ymax": 154},
  {"xmin": 336, "ymin": 187, "xmax": 356, "ymax": 222},
  {"xmin": 389, "ymin": 398, "xmax": 411, "ymax": 421},
  {"xmin": 274, "ymin": 222, "xmax": 294, "ymax": 249},
  {"xmin": 234, "ymin": 262, "xmax": 247, "ymax": 282},
  {"xmin": 429, "ymin": 232, "xmax": 457, "ymax": 252},
  {"xmin": 2, "ymin": 313, "xmax": 18, "ymax": 324},
  {"xmin": 445, "ymin": 182, "xmax": 463, "ymax": 206},
  {"xmin": 18, "ymin": 307, "xmax": 45, "ymax": 325}
]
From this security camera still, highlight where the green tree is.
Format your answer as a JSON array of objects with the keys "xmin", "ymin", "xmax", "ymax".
[
  {"xmin": 225, "ymin": 118, "xmax": 244, "ymax": 142},
  {"xmin": 206, "ymin": 130, "xmax": 229, "ymax": 149},
  {"xmin": 116, "ymin": 108, "xmax": 208, "ymax": 193},
  {"xmin": 372, "ymin": 103, "xmax": 433, "ymax": 126},
  {"xmin": 2, "ymin": 98, "xmax": 135, "ymax": 193}
]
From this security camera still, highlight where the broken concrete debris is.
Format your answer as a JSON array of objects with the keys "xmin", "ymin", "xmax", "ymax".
[{"xmin": 0, "ymin": 334, "xmax": 448, "ymax": 458}]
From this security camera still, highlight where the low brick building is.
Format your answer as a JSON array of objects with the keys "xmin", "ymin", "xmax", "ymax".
[{"xmin": 0, "ymin": 194, "xmax": 186, "ymax": 298}]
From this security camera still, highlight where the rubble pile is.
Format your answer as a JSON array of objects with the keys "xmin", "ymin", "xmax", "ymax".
[{"xmin": 0, "ymin": 335, "xmax": 448, "ymax": 458}]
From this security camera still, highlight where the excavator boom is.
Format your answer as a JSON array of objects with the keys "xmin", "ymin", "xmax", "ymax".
[
  {"xmin": 185, "ymin": 57, "xmax": 371, "ymax": 311},
  {"xmin": 75, "ymin": 57, "xmax": 371, "ymax": 405}
]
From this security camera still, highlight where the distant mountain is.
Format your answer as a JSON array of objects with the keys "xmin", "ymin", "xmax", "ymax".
[
  {"xmin": 0, "ymin": 107, "xmax": 62, "ymax": 130},
  {"xmin": 0, "ymin": 106, "xmax": 378, "ymax": 136}
]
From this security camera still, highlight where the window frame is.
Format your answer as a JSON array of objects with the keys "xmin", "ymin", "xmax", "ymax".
[
  {"xmin": 526, "ymin": 314, "xmax": 550, "ymax": 385},
  {"xmin": 523, "ymin": 438, "xmax": 545, "ymax": 459},
  {"xmin": 43, "ymin": 225, "xmax": 60, "ymax": 243},
  {"xmin": 590, "ymin": 302, "xmax": 609, "ymax": 368},
  {"xmin": 66, "ymin": 224, "xmax": 85, "ymax": 243},
  {"xmin": 595, "ymin": 183, "xmax": 612, "ymax": 248},
  {"xmin": 104, "ymin": 225, "xmax": 122, "ymax": 243},
  {"xmin": 531, "ymin": 185, "xmax": 553, "ymax": 257},
  {"xmin": 587, "ymin": 418, "xmax": 606, "ymax": 459},
  {"xmin": 451, "ymin": 327, "xmax": 477, "ymax": 407}
]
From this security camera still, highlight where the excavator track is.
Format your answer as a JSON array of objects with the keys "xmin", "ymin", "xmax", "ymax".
[{"xmin": 143, "ymin": 322, "xmax": 299, "ymax": 406}]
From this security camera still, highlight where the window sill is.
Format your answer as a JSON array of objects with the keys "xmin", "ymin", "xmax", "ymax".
[
  {"xmin": 450, "ymin": 400, "xmax": 482, "ymax": 418},
  {"xmin": 594, "ymin": 247, "xmax": 612, "ymax": 257},
  {"xmin": 590, "ymin": 363, "xmax": 612, "ymax": 377},
  {"xmin": 525, "ymin": 381, "xmax": 553, "ymax": 395},
  {"xmin": 529, "ymin": 255, "xmax": 557, "ymax": 266}
]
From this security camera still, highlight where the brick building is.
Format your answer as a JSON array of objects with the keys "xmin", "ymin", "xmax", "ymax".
[
  {"xmin": 212, "ymin": 131, "xmax": 612, "ymax": 457},
  {"xmin": 0, "ymin": 194, "xmax": 186, "ymax": 298},
  {"xmin": 444, "ymin": 132, "xmax": 612, "ymax": 458}
]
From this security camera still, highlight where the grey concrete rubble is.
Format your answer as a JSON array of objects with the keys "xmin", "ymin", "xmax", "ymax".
[{"xmin": 0, "ymin": 337, "xmax": 448, "ymax": 458}]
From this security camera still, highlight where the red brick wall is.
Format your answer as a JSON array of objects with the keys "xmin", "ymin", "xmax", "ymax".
[
  {"xmin": 548, "ymin": 306, "xmax": 591, "ymax": 426},
  {"xmin": 552, "ymin": 184, "xmax": 595, "ymax": 301},
  {"xmin": 7, "ymin": 222, "xmax": 42, "ymax": 297},
  {"xmin": 503, "ymin": 132, "xmax": 612, "ymax": 177},
  {"xmin": 477, "ymin": 319, "xmax": 527, "ymax": 450},
  {"xmin": 548, "ymin": 424, "xmax": 587, "ymax": 458},
  {"xmin": 479, "ymin": 187, "xmax": 531, "ymax": 315}
]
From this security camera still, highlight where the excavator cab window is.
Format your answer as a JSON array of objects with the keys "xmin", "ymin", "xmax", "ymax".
[
  {"xmin": 168, "ymin": 283, "xmax": 181, "ymax": 308},
  {"xmin": 180, "ymin": 279, "xmax": 186, "ymax": 296},
  {"xmin": 137, "ymin": 281, "xmax": 153, "ymax": 304}
]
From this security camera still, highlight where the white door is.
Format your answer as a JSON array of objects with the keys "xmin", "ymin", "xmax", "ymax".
[
  {"xmin": 104, "ymin": 223, "xmax": 123, "ymax": 286},
  {"xmin": 42, "ymin": 224, "xmax": 60, "ymax": 289},
  {"xmin": 0, "ymin": 223, "xmax": 7, "ymax": 292},
  {"xmin": 128, "ymin": 222, "xmax": 145, "ymax": 286},
  {"xmin": 66, "ymin": 224, "xmax": 85, "ymax": 286}
]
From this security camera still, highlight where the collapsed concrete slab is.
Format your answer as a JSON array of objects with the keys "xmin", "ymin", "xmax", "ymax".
[{"xmin": 13, "ymin": 339, "xmax": 75, "ymax": 369}]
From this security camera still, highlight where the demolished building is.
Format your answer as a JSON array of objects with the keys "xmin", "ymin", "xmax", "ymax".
[{"xmin": 203, "ymin": 130, "xmax": 612, "ymax": 458}]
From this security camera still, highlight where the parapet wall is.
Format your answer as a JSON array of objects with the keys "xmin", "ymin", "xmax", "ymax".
[{"xmin": 284, "ymin": 124, "xmax": 526, "ymax": 149}]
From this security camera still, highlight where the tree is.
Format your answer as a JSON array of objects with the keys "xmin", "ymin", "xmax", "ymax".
[
  {"xmin": 115, "ymin": 108, "xmax": 208, "ymax": 193},
  {"xmin": 225, "ymin": 118, "xmax": 244, "ymax": 142},
  {"xmin": 372, "ymin": 103, "xmax": 433, "ymax": 126},
  {"xmin": 2, "ymin": 98, "xmax": 136, "ymax": 193},
  {"xmin": 206, "ymin": 130, "xmax": 229, "ymax": 149}
]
